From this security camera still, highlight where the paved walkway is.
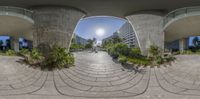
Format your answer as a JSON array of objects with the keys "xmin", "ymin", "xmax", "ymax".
[{"xmin": 0, "ymin": 52, "xmax": 200, "ymax": 99}]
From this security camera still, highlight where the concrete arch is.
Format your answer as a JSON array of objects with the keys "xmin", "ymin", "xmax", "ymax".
[
  {"xmin": 0, "ymin": 6, "xmax": 34, "ymax": 40},
  {"xmin": 164, "ymin": 6, "xmax": 200, "ymax": 42},
  {"xmin": 82, "ymin": 15, "xmax": 128, "ymax": 22},
  {"xmin": 126, "ymin": 12, "xmax": 164, "ymax": 55}
]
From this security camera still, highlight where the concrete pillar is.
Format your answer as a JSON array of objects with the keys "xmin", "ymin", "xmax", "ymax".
[
  {"xmin": 27, "ymin": 40, "xmax": 33, "ymax": 50},
  {"xmin": 179, "ymin": 38, "xmax": 188, "ymax": 51},
  {"xmin": 10, "ymin": 37, "xmax": 19, "ymax": 52},
  {"xmin": 32, "ymin": 6, "xmax": 85, "ymax": 54},
  {"xmin": 126, "ymin": 12, "xmax": 164, "ymax": 55}
]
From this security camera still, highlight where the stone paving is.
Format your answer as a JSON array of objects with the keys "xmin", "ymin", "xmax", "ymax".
[{"xmin": 0, "ymin": 52, "xmax": 200, "ymax": 99}]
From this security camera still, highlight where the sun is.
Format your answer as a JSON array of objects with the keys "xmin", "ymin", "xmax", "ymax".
[{"xmin": 96, "ymin": 28, "xmax": 105, "ymax": 36}]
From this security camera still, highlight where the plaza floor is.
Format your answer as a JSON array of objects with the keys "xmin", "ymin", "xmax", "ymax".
[{"xmin": 0, "ymin": 51, "xmax": 200, "ymax": 99}]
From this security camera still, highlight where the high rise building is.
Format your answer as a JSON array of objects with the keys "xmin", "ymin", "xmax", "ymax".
[
  {"xmin": 118, "ymin": 22, "xmax": 138, "ymax": 48},
  {"xmin": 72, "ymin": 34, "xmax": 88, "ymax": 45}
]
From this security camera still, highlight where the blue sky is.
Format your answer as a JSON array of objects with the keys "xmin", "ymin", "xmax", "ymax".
[
  {"xmin": 189, "ymin": 36, "xmax": 200, "ymax": 46},
  {"xmin": 74, "ymin": 16, "xmax": 126, "ymax": 42}
]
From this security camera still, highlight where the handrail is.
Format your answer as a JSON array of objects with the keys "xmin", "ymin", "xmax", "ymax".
[
  {"xmin": 0, "ymin": 6, "xmax": 33, "ymax": 19},
  {"xmin": 163, "ymin": 6, "xmax": 200, "ymax": 27}
]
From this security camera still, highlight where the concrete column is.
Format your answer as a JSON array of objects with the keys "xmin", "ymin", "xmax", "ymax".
[
  {"xmin": 10, "ymin": 37, "xmax": 19, "ymax": 52},
  {"xmin": 126, "ymin": 12, "xmax": 164, "ymax": 55},
  {"xmin": 27, "ymin": 40, "xmax": 33, "ymax": 50},
  {"xmin": 179, "ymin": 38, "xmax": 188, "ymax": 51},
  {"xmin": 32, "ymin": 7, "xmax": 85, "ymax": 54}
]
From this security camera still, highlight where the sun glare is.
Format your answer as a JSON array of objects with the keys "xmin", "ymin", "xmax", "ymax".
[{"xmin": 96, "ymin": 28, "xmax": 105, "ymax": 36}]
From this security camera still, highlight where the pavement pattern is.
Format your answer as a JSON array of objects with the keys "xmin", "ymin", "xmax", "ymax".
[{"xmin": 0, "ymin": 51, "xmax": 200, "ymax": 99}]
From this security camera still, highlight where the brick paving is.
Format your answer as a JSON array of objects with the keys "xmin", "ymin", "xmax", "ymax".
[{"xmin": 0, "ymin": 52, "xmax": 199, "ymax": 99}]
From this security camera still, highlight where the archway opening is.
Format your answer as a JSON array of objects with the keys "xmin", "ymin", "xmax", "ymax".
[
  {"xmin": 0, "ymin": 36, "xmax": 33, "ymax": 52},
  {"xmin": 165, "ymin": 36, "xmax": 200, "ymax": 53},
  {"xmin": 70, "ymin": 16, "xmax": 139, "ymax": 52}
]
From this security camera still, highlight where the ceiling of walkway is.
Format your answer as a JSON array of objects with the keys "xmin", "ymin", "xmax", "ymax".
[
  {"xmin": 0, "ymin": 0, "xmax": 200, "ymax": 17},
  {"xmin": 0, "ymin": 16, "xmax": 33, "ymax": 40},
  {"xmin": 164, "ymin": 15, "xmax": 200, "ymax": 42}
]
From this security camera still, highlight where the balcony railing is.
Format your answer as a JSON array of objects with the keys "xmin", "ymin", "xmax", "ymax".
[
  {"xmin": 0, "ymin": 6, "xmax": 33, "ymax": 19},
  {"xmin": 163, "ymin": 6, "xmax": 200, "ymax": 27}
]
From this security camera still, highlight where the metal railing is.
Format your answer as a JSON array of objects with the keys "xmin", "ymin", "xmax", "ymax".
[
  {"xmin": 163, "ymin": 6, "xmax": 200, "ymax": 27},
  {"xmin": 0, "ymin": 6, "xmax": 33, "ymax": 19}
]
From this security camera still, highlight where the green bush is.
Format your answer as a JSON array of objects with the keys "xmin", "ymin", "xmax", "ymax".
[
  {"xmin": 6, "ymin": 50, "xmax": 16, "ymax": 56},
  {"xmin": 129, "ymin": 48, "xmax": 142, "ymax": 58},
  {"xmin": 30, "ymin": 48, "xmax": 43, "ymax": 60},
  {"xmin": 19, "ymin": 49, "xmax": 30, "ymax": 56},
  {"xmin": 108, "ymin": 47, "xmax": 119, "ymax": 59},
  {"xmin": 107, "ymin": 43, "xmax": 130, "ymax": 58},
  {"xmin": 118, "ymin": 55, "xmax": 127, "ymax": 64},
  {"xmin": 22, "ymin": 48, "xmax": 44, "ymax": 65},
  {"xmin": 42, "ymin": 45, "xmax": 74, "ymax": 70},
  {"xmin": 131, "ymin": 48, "xmax": 141, "ymax": 54},
  {"xmin": 70, "ymin": 44, "xmax": 85, "ymax": 51},
  {"xmin": 195, "ymin": 49, "xmax": 200, "ymax": 54},
  {"xmin": 149, "ymin": 45, "xmax": 161, "ymax": 57},
  {"xmin": 181, "ymin": 50, "xmax": 193, "ymax": 54},
  {"xmin": 164, "ymin": 55, "xmax": 176, "ymax": 62},
  {"xmin": 155, "ymin": 56, "xmax": 164, "ymax": 65},
  {"xmin": 114, "ymin": 43, "xmax": 130, "ymax": 56},
  {"xmin": 127, "ymin": 57, "xmax": 150, "ymax": 66}
]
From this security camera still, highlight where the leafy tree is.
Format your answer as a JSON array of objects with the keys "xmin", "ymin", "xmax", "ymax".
[
  {"xmin": 112, "ymin": 36, "xmax": 122, "ymax": 44},
  {"xmin": 0, "ymin": 40, "xmax": 3, "ymax": 50},
  {"xmin": 85, "ymin": 39, "xmax": 94, "ymax": 48},
  {"xmin": 193, "ymin": 37, "xmax": 200, "ymax": 47}
]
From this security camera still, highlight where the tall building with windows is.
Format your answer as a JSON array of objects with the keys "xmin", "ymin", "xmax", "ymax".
[
  {"xmin": 118, "ymin": 22, "xmax": 138, "ymax": 48},
  {"xmin": 72, "ymin": 34, "xmax": 88, "ymax": 45}
]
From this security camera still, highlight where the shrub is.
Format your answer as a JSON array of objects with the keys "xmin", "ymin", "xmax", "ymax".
[
  {"xmin": 181, "ymin": 50, "xmax": 193, "ymax": 54},
  {"xmin": 42, "ymin": 45, "xmax": 74, "ymax": 70},
  {"xmin": 114, "ymin": 43, "xmax": 130, "ymax": 56},
  {"xmin": 108, "ymin": 47, "xmax": 119, "ymax": 59},
  {"xmin": 149, "ymin": 45, "xmax": 161, "ymax": 57},
  {"xmin": 70, "ymin": 44, "xmax": 85, "ymax": 52},
  {"xmin": 155, "ymin": 56, "xmax": 164, "ymax": 65},
  {"xmin": 22, "ymin": 48, "xmax": 44, "ymax": 65},
  {"xmin": 19, "ymin": 49, "xmax": 29, "ymax": 56},
  {"xmin": 30, "ymin": 48, "xmax": 43, "ymax": 60},
  {"xmin": 6, "ymin": 50, "xmax": 16, "ymax": 56},
  {"xmin": 127, "ymin": 57, "xmax": 150, "ymax": 66},
  {"xmin": 118, "ymin": 55, "xmax": 127, "ymax": 64},
  {"xmin": 130, "ymin": 48, "xmax": 141, "ymax": 54},
  {"xmin": 129, "ymin": 48, "xmax": 142, "ymax": 58},
  {"xmin": 164, "ymin": 55, "xmax": 176, "ymax": 62},
  {"xmin": 107, "ymin": 43, "xmax": 130, "ymax": 58}
]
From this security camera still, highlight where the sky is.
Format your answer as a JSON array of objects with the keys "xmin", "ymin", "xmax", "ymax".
[
  {"xmin": 189, "ymin": 36, "xmax": 200, "ymax": 46},
  {"xmin": 0, "ymin": 36, "xmax": 24, "ymax": 46},
  {"xmin": 74, "ymin": 16, "xmax": 126, "ymax": 42}
]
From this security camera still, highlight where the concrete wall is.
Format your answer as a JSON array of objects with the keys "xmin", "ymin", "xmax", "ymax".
[
  {"xmin": 32, "ymin": 7, "xmax": 85, "ymax": 53},
  {"xmin": 126, "ymin": 13, "xmax": 164, "ymax": 55},
  {"xmin": 10, "ymin": 37, "xmax": 19, "ymax": 52},
  {"xmin": 179, "ymin": 38, "xmax": 189, "ymax": 51}
]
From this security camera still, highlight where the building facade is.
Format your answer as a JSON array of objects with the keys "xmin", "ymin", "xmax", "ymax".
[
  {"xmin": 73, "ymin": 34, "xmax": 88, "ymax": 45},
  {"xmin": 118, "ymin": 22, "xmax": 138, "ymax": 48}
]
